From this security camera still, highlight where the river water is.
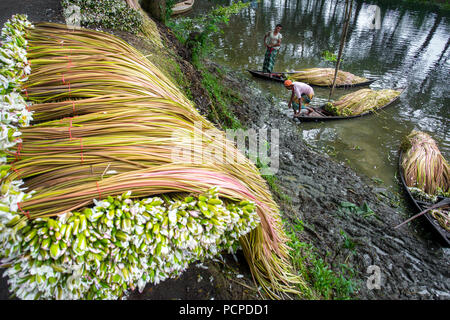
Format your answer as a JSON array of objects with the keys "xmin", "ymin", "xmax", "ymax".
[{"xmin": 185, "ymin": 0, "xmax": 449, "ymax": 193}]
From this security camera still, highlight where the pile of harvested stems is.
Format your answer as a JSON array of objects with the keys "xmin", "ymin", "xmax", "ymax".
[
  {"xmin": 401, "ymin": 130, "xmax": 450, "ymax": 196},
  {"xmin": 0, "ymin": 21, "xmax": 305, "ymax": 299},
  {"xmin": 324, "ymin": 88, "xmax": 401, "ymax": 116},
  {"xmin": 287, "ymin": 68, "xmax": 368, "ymax": 86},
  {"xmin": 401, "ymin": 130, "xmax": 450, "ymax": 231}
]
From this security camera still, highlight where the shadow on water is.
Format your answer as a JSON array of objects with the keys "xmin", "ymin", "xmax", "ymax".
[{"xmin": 187, "ymin": 0, "xmax": 449, "ymax": 192}]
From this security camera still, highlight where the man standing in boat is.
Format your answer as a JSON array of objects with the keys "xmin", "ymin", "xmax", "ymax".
[
  {"xmin": 262, "ymin": 24, "xmax": 282, "ymax": 74},
  {"xmin": 284, "ymin": 80, "xmax": 315, "ymax": 117}
]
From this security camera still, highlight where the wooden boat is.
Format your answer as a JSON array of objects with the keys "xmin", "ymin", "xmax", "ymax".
[
  {"xmin": 171, "ymin": 0, "xmax": 194, "ymax": 16},
  {"xmin": 247, "ymin": 70, "xmax": 286, "ymax": 83},
  {"xmin": 247, "ymin": 69, "xmax": 376, "ymax": 88},
  {"xmin": 398, "ymin": 151, "xmax": 450, "ymax": 246},
  {"xmin": 295, "ymin": 88, "xmax": 404, "ymax": 122}
]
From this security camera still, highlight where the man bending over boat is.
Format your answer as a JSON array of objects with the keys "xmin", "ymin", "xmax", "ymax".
[
  {"xmin": 284, "ymin": 80, "xmax": 315, "ymax": 117},
  {"xmin": 262, "ymin": 24, "xmax": 282, "ymax": 74}
]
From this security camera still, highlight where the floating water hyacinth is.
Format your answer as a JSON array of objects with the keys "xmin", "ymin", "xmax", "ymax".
[{"xmin": 1, "ymin": 188, "xmax": 260, "ymax": 300}]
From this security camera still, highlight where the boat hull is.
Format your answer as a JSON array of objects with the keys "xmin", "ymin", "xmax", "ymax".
[
  {"xmin": 398, "ymin": 151, "xmax": 450, "ymax": 246},
  {"xmin": 172, "ymin": 0, "xmax": 194, "ymax": 15}
]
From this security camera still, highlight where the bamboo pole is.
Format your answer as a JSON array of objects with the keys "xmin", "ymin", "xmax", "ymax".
[{"xmin": 329, "ymin": 0, "xmax": 353, "ymax": 100}]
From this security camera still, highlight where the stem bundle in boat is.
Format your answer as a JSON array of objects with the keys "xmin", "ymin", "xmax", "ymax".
[
  {"xmin": 1, "ymin": 22, "xmax": 305, "ymax": 299},
  {"xmin": 401, "ymin": 130, "xmax": 450, "ymax": 231},
  {"xmin": 287, "ymin": 68, "xmax": 368, "ymax": 86},
  {"xmin": 324, "ymin": 88, "xmax": 401, "ymax": 116},
  {"xmin": 401, "ymin": 130, "xmax": 449, "ymax": 196}
]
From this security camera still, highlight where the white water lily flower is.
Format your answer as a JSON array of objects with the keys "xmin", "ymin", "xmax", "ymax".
[
  {"xmin": 0, "ymin": 74, "xmax": 10, "ymax": 90},
  {"xmin": 23, "ymin": 64, "xmax": 30, "ymax": 75},
  {"xmin": 168, "ymin": 209, "xmax": 177, "ymax": 225},
  {"xmin": 130, "ymin": 204, "xmax": 139, "ymax": 216},
  {"xmin": 0, "ymin": 54, "xmax": 13, "ymax": 65}
]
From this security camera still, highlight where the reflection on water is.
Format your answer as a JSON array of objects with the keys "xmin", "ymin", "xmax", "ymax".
[{"xmin": 187, "ymin": 0, "xmax": 449, "ymax": 191}]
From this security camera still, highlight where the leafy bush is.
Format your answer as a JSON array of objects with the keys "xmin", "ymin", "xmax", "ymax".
[
  {"xmin": 62, "ymin": 0, "xmax": 143, "ymax": 33},
  {"xmin": 168, "ymin": 1, "xmax": 250, "ymax": 64}
]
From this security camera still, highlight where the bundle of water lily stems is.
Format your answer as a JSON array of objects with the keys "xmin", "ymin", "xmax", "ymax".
[
  {"xmin": 0, "ymin": 21, "xmax": 306, "ymax": 299},
  {"xmin": 287, "ymin": 68, "xmax": 368, "ymax": 87},
  {"xmin": 401, "ymin": 130, "xmax": 450, "ymax": 231},
  {"xmin": 324, "ymin": 88, "xmax": 401, "ymax": 116}
]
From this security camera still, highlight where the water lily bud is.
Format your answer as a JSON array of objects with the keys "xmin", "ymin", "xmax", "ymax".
[
  {"xmin": 82, "ymin": 208, "xmax": 92, "ymax": 219},
  {"xmin": 115, "ymin": 208, "xmax": 123, "ymax": 219},
  {"xmin": 41, "ymin": 237, "xmax": 51, "ymax": 250},
  {"xmin": 24, "ymin": 228, "xmax": 37, "ymax": 243},
  {"xmin": 72, "ymin": 218, "xmax": 80, "ymax": 235},
  {"xmin": 64, "ymin": 224, "xmax": 73, "ymax": 242},
  {"xmin": 123, "ymin": 218, "xmax": 132, "ymax": 232},
  {"xmin": 240, "ymin": 199, "xmax": 252, "ymax": 206},
  {"xmin": 152, "ymin": 223, "xmax": 160, "ymax": 235},
  {"xmin": 106, "ymin": 209, "xmax": 115, "ymax": 220},
  {"xmin": 112, "ymin": 274, "xmax": 122, "ymax": 284},
  {"xmin": 13, "ymin": 218, "xmax": 28, "ymax": 232},
  {"xmin": 49, "ymin": 242, "xmax": 61, "ymax": 260},
  {"xmin": 115, "ymin": 230, "xmax": 129, "ymax": 242},
  {"xmin": 79, "ymin": 215, "xmax": 87, "ymax": 232},
  {"xmin": 134, "ymin": 224, "xmax": 144, "ymax": 235},
  {"xmin": 208, "ymin": 198, "xmax": 222, "ymax": 205},
  {"xmin": 6, "ymin": 214, "xmax": 20, "ymax": 227},
  {"xmin": 89, "ymin": 210, "xmax": 104, "ymax": 222}
]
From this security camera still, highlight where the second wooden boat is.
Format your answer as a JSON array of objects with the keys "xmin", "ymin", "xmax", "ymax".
[
  {"xmin": 247, "ymin": 69, "xmax": 376, "ymax": 88},
  {"xmin": 172, "ymin": 0, "xmax": 194, "ymax": 16}
]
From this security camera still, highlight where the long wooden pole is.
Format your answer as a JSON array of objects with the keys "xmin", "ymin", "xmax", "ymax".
[
  {"xmin": 329, "ymin": 0, "xmax": 353, "ymax": 100},
  {"xmin": 394, "ymin": 198, "xmax": 450, "ymax": 229}
]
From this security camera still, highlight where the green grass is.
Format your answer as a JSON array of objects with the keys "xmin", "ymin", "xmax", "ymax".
[
  {"xmin": 198, "ymin": 66, "xmax": 243, "ymax": 130},
  {"xmin": 337, "ymin": 201, "xmax": 375, "ymax": 218},
  {"xmin": 286, "ymin": 218, "xmax": 358, "ymax": 300}
]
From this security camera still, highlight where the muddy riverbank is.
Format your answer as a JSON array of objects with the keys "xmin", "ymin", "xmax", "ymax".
[
  {"xmin": 0, "ymin": 1, "xmax": 449, "ymax": 300},
  {"xmin": 205, "ymin": 63, "xmax": 449, "ymax": 299}
]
